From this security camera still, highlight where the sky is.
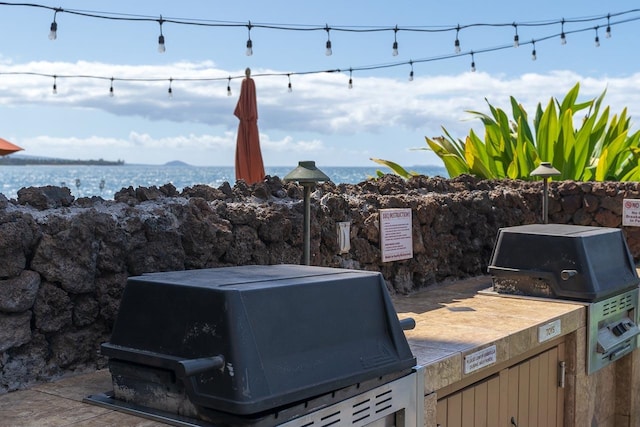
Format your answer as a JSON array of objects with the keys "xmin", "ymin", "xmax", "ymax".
[{"xmin": 0, "ymin": 1, "xmax": 639, "ymax": 168}]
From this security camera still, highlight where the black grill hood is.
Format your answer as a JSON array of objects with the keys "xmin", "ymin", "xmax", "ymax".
[
  {"xmin": 101, "ymin": 265, "xmax": 415, "ymax": 416},
  {"xmin": 488, "ymin": 224, "xmax": 639, "ymax": 302}
]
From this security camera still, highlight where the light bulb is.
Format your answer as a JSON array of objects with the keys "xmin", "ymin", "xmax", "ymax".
[
  {"xmin": 454, "ymin": 39, "xmax": 461, "ymax": 54},
  {"xmin": 246, "ymin": 39, "xmax": 253, "ymax": 56},
  {"xmin": 409, "ymin": 70, "xmax": 414, "ymax": 81},
  {"xmin": 471, "ymin": 61, "xmax": 476, "ymax": 72},
  {"xmin": 392, "ymin": 41, "xmax": 398, "ymax": 56},
  {"xmin": 109, "ymin": 86, "xmax": 114, "ymax": 97},
  {"xmin": 595, "ymin": 35, "xmax": 600, "ymax": 47},
  {"xmin": 531, "ymin": 48, "xmax": 537, "ymax": 61},
  {"xmin": 560, "ymin": 33, "xmax": 566, "ymax": 45},
  {"xmin": 288, "ymin": 82, "xmax": 292, "ymax": 93},
  {"xmin": 49, "ymin": 21, "xmax": 57, "ymax": 40},
  {"xmin": 348, "ymin": 78, "xmax": 353, "ymax": 89},
  {"xmin": 158, "ymin": 35, "xmax": 166, "ymax": 53},
  {"xmin": 168, "ymin": 87, "xmax": 173, "ymax": 99},
  {"xmin": 606, "ymin": 25, "xmax": 611, "ymax": 38},
  {"xmin": 227, "ymin": 79, "xmax": 232, "ymax": 96},
  {"xmin": 52, "ymin": 83, "xmax": 57, "ymax": 94},
  {"xmin": 513, "ymin": 34, "xmax": 519, "ymax": 48},
  {"xmin": 325, "ymin": 40, "xmax": 332, "ymax": 56}
]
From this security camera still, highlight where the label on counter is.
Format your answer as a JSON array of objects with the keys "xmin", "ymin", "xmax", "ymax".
[
  {"xmin": 464, "ymin": 345, "xmax": 497, "ymax": 374},
  {"xmin": 538, "ymin": 319, "xmax": 562, "ymax": 342}
]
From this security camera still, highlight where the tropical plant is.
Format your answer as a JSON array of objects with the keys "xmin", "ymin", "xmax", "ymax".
[{"xmin": 372, "ymin": 83, "xmax": 640, "ymax": 181}]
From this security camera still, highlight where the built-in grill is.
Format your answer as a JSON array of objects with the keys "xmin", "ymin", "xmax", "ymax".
[
  {"xmin": 488, "ymin": 224, "xmax": 640, "ymax": 374},
  {"xmin": 86, "ymin": 264, "xmax": 421, "ymax": 426}
]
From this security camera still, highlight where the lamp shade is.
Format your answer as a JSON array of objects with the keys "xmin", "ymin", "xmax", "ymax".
[
  {"xmin": 530, "ymin": 162, "xmax": 561, "ymax": 179},
  {"xmin": 283, "ymin": 161, "xmax": 330, "ymax": 184}
]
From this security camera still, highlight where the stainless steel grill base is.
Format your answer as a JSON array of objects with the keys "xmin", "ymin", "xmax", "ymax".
[
  {"xmin": 85, "ymin": 367, "xmax": 425, "ymax": 427},
  {"xmin": 588, "ymin": 287, "xmax": 640, "ymax": 374}
]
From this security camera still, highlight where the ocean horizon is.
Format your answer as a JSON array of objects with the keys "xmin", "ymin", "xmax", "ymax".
[{"xmin": 0, "ymin": 164, "xmax": 448, "ymax": 200}]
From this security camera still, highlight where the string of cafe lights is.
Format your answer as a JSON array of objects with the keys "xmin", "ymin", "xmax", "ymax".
[{"xmin": 0, "ymin": 2, "xmax": 639, "ymax": 96}]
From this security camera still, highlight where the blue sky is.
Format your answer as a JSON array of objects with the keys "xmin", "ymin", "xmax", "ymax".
[{"xmin": 0, "ymin": 0, "xmax": 639, "ymax": 167}]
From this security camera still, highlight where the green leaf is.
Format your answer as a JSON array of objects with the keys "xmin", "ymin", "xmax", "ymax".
[{"xmin": 370, "ymin": 158, "xmax": 416, "ymax": 179}]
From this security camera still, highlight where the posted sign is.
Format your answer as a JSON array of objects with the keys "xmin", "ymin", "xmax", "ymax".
[
  {"xmin": 380, "ymin": 208, "xmax": 413, "ymax": 262},
  {"xmin": 623, "ymin": 199, "xmax": 640, "ymax": 226}
]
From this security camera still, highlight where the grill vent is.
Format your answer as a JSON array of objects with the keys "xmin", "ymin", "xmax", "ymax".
[
  {"xmin": 279, "ymin": 372, "xmax": 419, "ymax": 427},
  {"xmin": 602, "ymin": 293, "xmax": 633, "ymax": 317}
]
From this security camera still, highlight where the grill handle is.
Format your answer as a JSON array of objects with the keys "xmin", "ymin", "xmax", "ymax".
[
  {"xmin": 399, "ymin": 317, "xmax": 416, "ymax": 330},
  {"xmin": 177, "ymin": 355, "xmax": 225, "ymax": 378}
]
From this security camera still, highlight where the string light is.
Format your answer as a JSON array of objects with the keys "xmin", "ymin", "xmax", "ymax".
[
  {"xmin": 0, "ymin": 4, "xmax": 638, "ymax": 97},
  {"xmin": 246, "ymin": 21, "xmax": 253, "ymax": 56},
  {"xmin": 1, "ymin": 2, "xmax": 630, "ymax": 60},
  {"xmin": 227, "ymin": 76, "xmax": 232, "ymax": 96},
  {"xmin": 594, "ymin": 26, "xmax": 600, "ymax": 47},
  {"xmin": 48, "ymin": 8, "xmax": 61, "ymax": 40},
  {"xmin": 168, "ymin": 77, "xmax": 173, "ymax": 98},
  {"xmin": 513, "ymin": 23, "xmax": 519, "ymax": 47},
  {"xmin": 392, "ymin": 25, "xmax": 399, "ymax": 56},
  {"xmin": 348, "ymin": 68, "xmax": 353, "ymax": 89},
  {"xmin": 470, "ymin": 51, "xmax": 476, "ymax": 72},
  {"xmin": 325, "ymin": 24, "xmax": 332, "ymax": 56},
  {"xmin": 157, "ymin": 16, "xmax": 166, "ymax": 53},
  {"xmin": 287, "ymin": 74, "xmax": 292, "ymax": 93},
  {"xmin": 109, "ymin": 77, "xmax": 114, "ymax": 97},
  {"xmin": 531, "ymin": 40, "xmax": 537, "ymax": 60},
  {"xmin": 52, "ymin": 75, "xmax": 57, "ymax": 94}
]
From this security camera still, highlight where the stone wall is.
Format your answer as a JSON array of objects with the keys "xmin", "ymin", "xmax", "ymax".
[{"xmin": 2, "ymin": 174, "xmax": 640, "ymax": 393}]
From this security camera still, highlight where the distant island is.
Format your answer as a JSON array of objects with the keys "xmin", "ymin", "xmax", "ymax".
[{"xmin": 0, "ymin": 155, "xmax": 124, "ymax": 166}]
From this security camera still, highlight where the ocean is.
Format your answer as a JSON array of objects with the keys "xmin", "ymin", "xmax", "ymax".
[{"xmin": 0, "ymin": 164, "xmax": 448, "ymax": 200}]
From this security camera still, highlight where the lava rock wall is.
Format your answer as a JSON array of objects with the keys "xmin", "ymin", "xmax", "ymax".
[{"xmin": 2, "ymin": 175, "xmax": 640, "ymax": 392}]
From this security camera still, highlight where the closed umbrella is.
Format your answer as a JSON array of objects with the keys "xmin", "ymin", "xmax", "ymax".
[
  {"xmin": 0, "ymin": 138, "xmax": 23, "ymax": 156},
  {"xmin": 234, "ymin": 67, "xmax": 265, "ymax": 185}
]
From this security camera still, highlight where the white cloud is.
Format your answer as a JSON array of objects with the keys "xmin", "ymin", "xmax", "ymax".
[{"xmin": 2, "ymin": 59, "xmax": 640, "ymax": 166}]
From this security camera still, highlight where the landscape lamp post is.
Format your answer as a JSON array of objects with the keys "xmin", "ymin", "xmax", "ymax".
[
  {"xmin": 284, "ymin": 161, "xmax": 330, "ymax": 265},
  {"xmin": 530, "ymin": 162, "xmax": 561, "ymax": 224}
]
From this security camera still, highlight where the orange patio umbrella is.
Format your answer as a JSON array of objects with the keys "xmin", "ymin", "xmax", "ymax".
[
  {"xmin": 234, "ymin": 67, "xmax": 265, "ymax": 185},
  {"xmin": 0, "ymin": 138, "xmax": 23, "ymax": 156}
]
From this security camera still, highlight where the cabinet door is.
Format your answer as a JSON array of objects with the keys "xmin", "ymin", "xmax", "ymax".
[{"xmin": 436, "ymin": 343, "xmax": 565, "ymax": 427}]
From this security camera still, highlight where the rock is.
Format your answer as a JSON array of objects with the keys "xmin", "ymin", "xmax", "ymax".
[
  {"xmin": 31, "ymin": 215, "xmax": 98, "ymax": 294},
  {"xmin": 0, "ymin": 333, "xmax": 49, "ymax": 392},
  {"xmin": 0, "ymin": 311, "xmax": 31, "ymax": 352},
  {"xmin": 50, "ymin": 328, "xmax": 103, "ymax": 368},
  {"xmin": 33, "ymin": 283, "xmax": 72, "ymax": 333},
  {"xmin": 0, "ymin": 212, "xmax": 40, "ymax": 279},
  {"xmin": 0, "ymin": 270, "xmax": 40, "ymax": 313},
  {"xmin": 72, "ymin": 295, "xmax": 99, "ymax": 327},
  {"xmin": 16, "ymin": 186, "xmax": 74, "ymax": 210}
]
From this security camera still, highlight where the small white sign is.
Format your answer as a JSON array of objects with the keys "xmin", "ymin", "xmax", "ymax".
[
  {"xmin": 623, "ymin": 199, "xmax": 640, "ymax": 227},
  {"xmin": 538, "ymin": 319, "xmax": 562, "ymax": 343},
  {"xmin": 464, "ymin": 345, "xmax": 497, "ymax": 374},
  {"xmin": 380, "ymin": 208, "xmax": 413, "ymax": 263}
]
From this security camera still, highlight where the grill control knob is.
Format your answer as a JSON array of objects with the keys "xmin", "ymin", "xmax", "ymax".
[{"xmin": 560, "ymin": 269, "xmax": 577, "ymax": 280}]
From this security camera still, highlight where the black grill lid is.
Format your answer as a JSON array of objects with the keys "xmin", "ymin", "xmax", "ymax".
[
  {"xmin": 102, "ymin": 265, "xmax": 415, "ymax": 415},
  {"xmin": 488, "ymin": 224, "xmax": 639, "ymax": 302}
]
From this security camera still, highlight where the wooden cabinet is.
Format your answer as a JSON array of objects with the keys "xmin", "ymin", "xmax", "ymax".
[{"xmin": 436, "ymin": 344, "xmax": 565, "ymax": 427}]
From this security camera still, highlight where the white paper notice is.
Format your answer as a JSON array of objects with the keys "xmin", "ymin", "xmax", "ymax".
[
  {"xmin": 380, "ymin": 208, "xmax": 413, "ymax": 262},
  {"xmin": 623, "ymin": 199, "xmax": 640, "ymax": 226}
]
